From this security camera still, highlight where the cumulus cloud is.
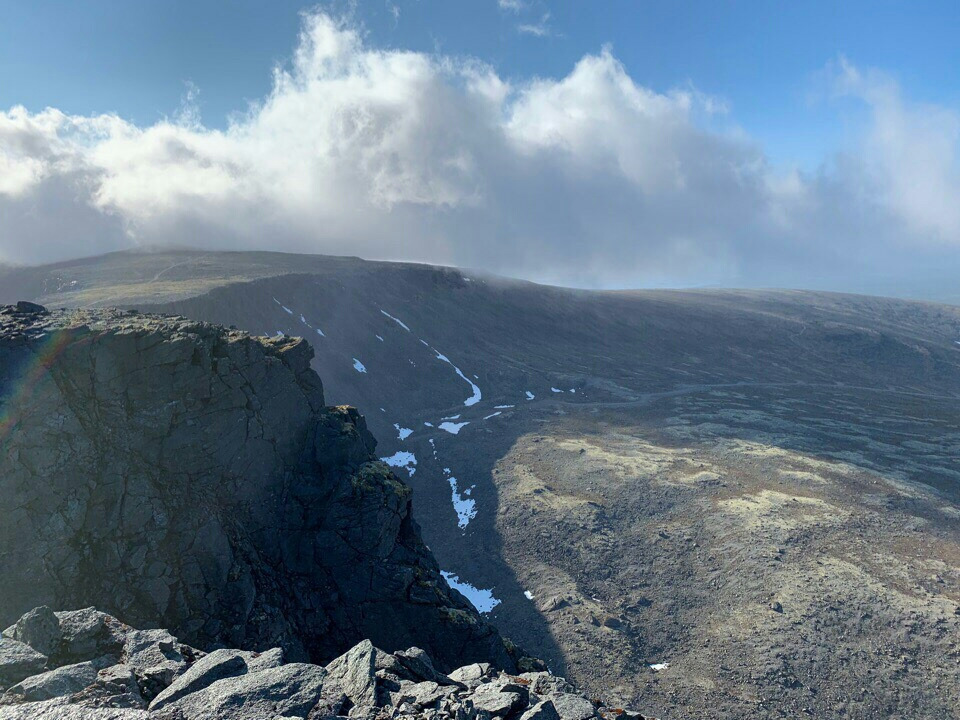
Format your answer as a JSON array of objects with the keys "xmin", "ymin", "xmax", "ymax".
[{"xmin": 0, "ymin": 11, "xmax": 958, "ymax": 293}]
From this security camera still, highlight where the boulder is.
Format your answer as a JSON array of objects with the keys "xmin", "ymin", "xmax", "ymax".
[
  {"xmin": 0, "ymin": 658, "xmax": 106, "ymax": 704},
  {"xmin": 0, "ymin": 640, "xmax": 47, "ymax": 690},
  {"xmin": 548, "ymin": 693, "xmax": 597, "ymax": 720},
  {"xmin": 149, "ymin": 649, "xmax": 254, "ymax": 711},
  {"xmin": 151, "ymin": 663, "xmax": 327, "ymax": 720},
  {"xmin": 5, "ymin": 607, "xmax": 59, "ymax": 657},
  {"xmin": 520, "ymin": 699, "xmax": 562, "ymax": 720}
]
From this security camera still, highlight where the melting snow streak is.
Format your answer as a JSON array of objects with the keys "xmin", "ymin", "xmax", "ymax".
[
  {"xmin": 380, "ymin": 310, "xmax": 411, "ymax": 332},
  {"xmin": 431, "ymin": 349, "xmax": 482, "ymax": 406}
]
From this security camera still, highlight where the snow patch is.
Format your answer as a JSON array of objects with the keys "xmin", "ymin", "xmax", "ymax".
[
  {"xmin": 441, "ymin": 414, "xmax": 461, "ymax": 420},
  {"xmin": 376, "ymin": 335, "xmax": 384, "ymax": 342},
  {"xmin": 352, "ymin": 358, "xmax": 367, "ymax": 373},
  {"xmin": 649, "ymin": 663, "xmax": 670, "ymax": 672},
  {"xmin": 551, "ymin": 387, "xmax": 562, "ymax": 393},
  {"xmin": 524, "ymin": 591, "xmax": 534, "ymax": 600},
  {"xmin": 439, "ymin": 421, "xmax": 470, "ymax": 435},
  {"xmin": 423, "ymin": 422, "xmax": 434, "ymax": 427},
  {"xmin": 440, "ymin": 572, "xmax": 500, "ymax": 614},
  {"xmin": 394, "ymin": 424, "xmax": 413, "ymax": 441},
  {"xmin": 525, "ymin": 391, "xmax": 535, "ymax": 400},
  {"xmin": 315, "ymin": 328, "xmax": 326, "ymax": 337},
  {"xmin": 446, "ymin": 474, "xmax": 477, "ymax": 529},
  {"xmin": 494, "ymin": 404, "xmax": 515, "ymax": 409},
  {"xmin": 483, "ymin": 411, "xmax": 502, "ymax": 420},
  {"xmin": 380, "ymin": 451, "xmax": 417, "ymax": 477}
]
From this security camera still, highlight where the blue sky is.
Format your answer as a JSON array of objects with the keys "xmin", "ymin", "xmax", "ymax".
[
  {"xmin": 4, "ymin": 0, "xmax": 958, "ymax": 166},
  {"xmin": 1, "ymin": 2, "xmax": 959, "ymax": 296}
]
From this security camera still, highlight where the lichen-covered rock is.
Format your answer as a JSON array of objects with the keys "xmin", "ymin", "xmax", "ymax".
[{"xmin": 0, "ymin": 305, "xmax": 521, "ymax": 672}]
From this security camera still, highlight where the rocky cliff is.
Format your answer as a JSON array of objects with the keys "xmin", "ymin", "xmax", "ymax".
[
  {"xmin": 0, "ymin": 302, "xmax": 527, "ymax": 673},
  {"xmin": 0, "ymin": 606, "xmax": 641, "ymax": 720}
]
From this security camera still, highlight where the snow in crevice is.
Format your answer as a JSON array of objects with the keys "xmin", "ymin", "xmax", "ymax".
[
  {"xmin": 524, "ymin": 590, "xmax": 535, "ymax": 600},
  {"xmin": 394, "ymin": 424, "xmax": 413, "ymax": 441},
  {"xmin": 551, "ymin": 387, "xmax": 562, "ymax": 393},
  {"xmin": 525, "ymin": 391, "xmax": 535, "ymax": 400},
  {"xmin": 316, "ymin": 328, "xmax": 326, "ymax": 337},
  {"xmin": 441, "ymin": 414, "xmax": 461, "ymax": 420},
  {"xmin": 352, "ymin": 358, "xmax": 367, "ymax": 373},
  {"xmin": 439, "ymin": 421, "xmax": 469, "ymax": 435},
  {"xmin": 494, "ymin": 404, "xmax": 515, "ymax": 409},
  {"xmin": 376, "ymin": 334, "xmax": 384, "ymax": 342},
  {"xmin": 483, "ymin": 411, "xmax": 502, "ymax": 420},
  {"xmin": 380, "ymin": 309, "xmax": 411, "ymax": 332},
  {"xmin": 381, "ymin": 451, "xmax": 417, "ymax": 477},
  {"xmin": 423, "ymin": 421, "xmax": 434, "ymax": 427},
  {"xmin": 441, "ymin": 571, "xmax": 500, "ymax": 614}
]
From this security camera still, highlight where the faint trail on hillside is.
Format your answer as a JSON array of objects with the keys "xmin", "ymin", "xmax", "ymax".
[
  {"xmin": 81, "ymin": 254, "xmax": 212, "ymax": 309},
  {"xmin": 150, "ymin": 254, "xmax": 212, "ymax": 282}
]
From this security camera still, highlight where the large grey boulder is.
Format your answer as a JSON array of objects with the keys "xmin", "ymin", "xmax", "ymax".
[
  {"xmin": 151, "ymin": 663, "xmax": 327, "ymax": 720},
  {"xmin": 4, "ymin": 607, "xmax": 59, "ymax": 657},
  {"xmin": 0, "ymin": 659, "xmax": 105, "ymax": 704},
  {"xmin": 148, "ymin": 648, "xmax": 282, "ymax": 711},
  {"xmin": 0, "ymin": 306, "xmax": 524, "ymax": 673},
  {"xmin": 520, "ymin": 699, "xmax": 562, "ymax": 720},
  {"xmin": 546, "ymin": 693, "xmax": 597, "ymax": 720},
  {"xmin": 0, "ymin": 640, "xmax": 47, "ymax": 690},
  {"xmin": 0, "ymin": 701, "xmax": 149, "ymax": 720}
]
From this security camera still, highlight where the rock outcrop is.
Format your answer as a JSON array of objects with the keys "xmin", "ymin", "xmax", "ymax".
[
  {"xmin": 0, "ymin": 607, "xmax": 644, "ymax": 720},
  {"xmin": 0, "ymin": 303, "xmax": 527, "ymax": 672}
]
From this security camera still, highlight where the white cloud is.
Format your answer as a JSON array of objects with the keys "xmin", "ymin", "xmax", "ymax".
[
  {"xmin": 830, "ymin": 56, "xmax": 960, "ymax": 242},
  {"xmin": 517, "ymin": 13, "xmax": 552, "ymax": 37},
  {"xmin": 0, "ymin": 12, "xmax": 958, "ymax": 295},
  {"xmin": 498, "ymin": 0, "xmax": 526, "ymax": 12}
]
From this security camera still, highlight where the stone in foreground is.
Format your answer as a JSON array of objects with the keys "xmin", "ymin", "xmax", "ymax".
[{"xmin": 0, "ymin": 607, "xmax": 650, "ymax": 720}]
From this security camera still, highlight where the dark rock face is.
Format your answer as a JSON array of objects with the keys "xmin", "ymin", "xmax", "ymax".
[
  {"xmin": 0, "ymin": 608, "xmax": 639, "ymax": 720},
  {"xmin": 0, "ymin": 305, "xmax": 520, "ymax": 672}
]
